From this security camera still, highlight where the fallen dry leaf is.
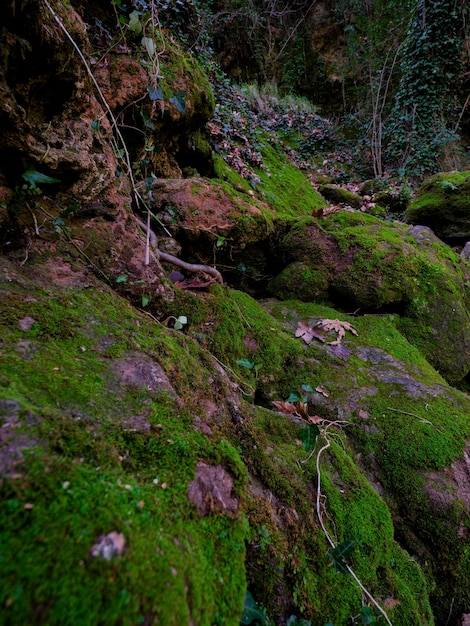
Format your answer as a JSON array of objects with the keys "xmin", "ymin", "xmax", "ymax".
[
  {"xmin": 295, "ymin": 401, "xmax": 310, "ymax": 420},
  {"xmin": 272, "ymin": 400, "xmax": 298, "ymax": 414},
  {"xmin": 295, "ymin": 321, "xmax": 326, "ymax": 344},
  {"xmin": 317, "ymin": 318, "xmax": 358, "ymax": 344},
  {"xmin": 273, "ymin": 400, "xmax": 321, "ymax": 423},
  {"xmin": 315, "ymin": 385, "xmax": 330, "ymax": 398},
  {"xmin": 309, "ymin": 415, "xmax": 324, "ymax": 424}
]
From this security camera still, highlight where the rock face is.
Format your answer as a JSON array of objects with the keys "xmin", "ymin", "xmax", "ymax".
[{"xmin": 405, "ymin": 172, "xmax": 470, "ymax": 241}]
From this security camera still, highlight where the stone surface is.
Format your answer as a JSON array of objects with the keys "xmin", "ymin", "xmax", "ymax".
[{"xmin": 406, "ymin": 172, "xmax": 470, "ymax": 240}]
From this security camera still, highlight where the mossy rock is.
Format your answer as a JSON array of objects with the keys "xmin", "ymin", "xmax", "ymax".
[
  {"xmin": 0, "ymin": 256, "xmax": 248, "ymax": 626},
  {"xmin": 269, "ymin": 261, "xmax": 330, "ymax": 302},
  {"xmin": 269, "ymin": 211, "xmax": 470, "ymax": 384},
  {"xmin": 158, "ymin": 38, "xmax": 215, "ymax": 123},
  {"xmin": 262, "ymin": 299, "xmax": 470, "ymax": 624},
  {"xmin": 405, "ymin": 171, "xmax": 470, "ymax": 240},
  {"xmin": 319, "ymin": 184, "xmax": 363, "ymax": 208}
]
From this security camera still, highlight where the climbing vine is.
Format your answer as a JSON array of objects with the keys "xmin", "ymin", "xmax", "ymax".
[{"xmin": 384, "ymin": 0, "xmax": 468, "ymax": 178}]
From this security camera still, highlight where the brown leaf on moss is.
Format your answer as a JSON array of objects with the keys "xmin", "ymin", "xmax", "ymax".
[
  {"xmin": 315, "ymin": 385, "xmax": 330, "ymax": 397},
  {"xmin": 90, "ymin": 531, "xmax": 126, "ymax": 560},
  {"xmin": 317, "ymin": 319, "xmax": 358, "ymax": 344},
  {"xmin": 295, "ymin": 321, "xmax": 326, "ymax": 344},
  {"xmin": 308, "ymin": 415, "xmax": 324, "ymax": 424},
  {"xmin": 296, "ymin": 319, "xmax": 358, "ymax": 346}
]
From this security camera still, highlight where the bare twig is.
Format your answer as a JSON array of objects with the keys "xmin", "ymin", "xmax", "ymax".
[{"xmin": 386, "ymin": 406, "xmax": 443, "ymax": 433}]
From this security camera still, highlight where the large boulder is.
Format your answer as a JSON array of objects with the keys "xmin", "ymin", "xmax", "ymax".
[
  {"xmin": 269, "ymin": 211, "xmax": 470, "ymax": 384},
  {"xmin": 405, "ymin": 172, "xmax": 470, "ymax": 241}
]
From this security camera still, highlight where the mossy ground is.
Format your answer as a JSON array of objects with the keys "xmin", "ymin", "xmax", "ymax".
[
  {"xmin": 1, "ymin": 257, "xmax": 450, "ymax": 625},
  {"xmin": 0, "ymin": 263, "xmax": 247, "ymax": 626},
  {"xmin": 254, "ymin": 140, "xmax": 327, "ymax": 217},
  {"xmin": 212, "ymin": 137, "xmax": 327, "ymax": 221}
]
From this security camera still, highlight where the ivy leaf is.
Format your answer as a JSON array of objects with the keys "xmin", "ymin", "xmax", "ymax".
[
  {"xmin": 297, "ymin": 424, "xmax": 320, "ymax": 451},
  {"xmin": 141, "ymin": 294, "xmax": 149, "ymax": 307},
  {"xmin": 240, "ymin": 590, "xmax": 268, "ymax": 625},
  {"xmin": 141, "ymin": 36, "xmax": 155, "ymax": 57},
  {"xmin": 169, "ymin": 92, "xmax": 186, "ymax": 113},
  {"xmin": 115, "ymin": 274, "xmax": 128, "ymax": 284},
  {"xmin": 286, "ymin": 392, "xmax": 300, "ymax": 403},
  {"xmin": 22, "ymin": 165, "xmax": 60, "ymax": 188},
  {"xmin": 327, "ymin": 540, "xmax": 355, "ymax": 574},
  {"xmin": 148, "ymin": 87, "xmax": 164, "ymax": 101},
  {"xmin": 236, "ymin": 358, "xmax": 255, "ymax": 370},
  {"xmin": 360, "ymin": 606, "xmax": 377, "ymax": 625},
  {"xmin": 286, "ymin": 616, "xmax": 312, "ymax": 626},
  {"xmin": 127, "ymin": 10, "xmax": 142, "ymax": 34}
]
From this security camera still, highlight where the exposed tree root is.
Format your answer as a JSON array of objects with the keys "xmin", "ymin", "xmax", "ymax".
[{"xmin": 134, "ymin": 216, "xmax": 224, "ymax": 284}]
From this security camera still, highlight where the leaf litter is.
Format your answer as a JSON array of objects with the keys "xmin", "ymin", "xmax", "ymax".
[{"xmin": 295, "ymin": 318, "xmax": 358, "ymax": 346}]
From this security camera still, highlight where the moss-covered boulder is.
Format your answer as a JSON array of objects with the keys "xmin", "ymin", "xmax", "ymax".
[
  {"xmin": 269, "ymin": 211, "xmax": 470, "ymax": 384},
  {"xmin": 260, "ymin": 299, "xmax": 470, "ymax": 625},
  {"xmin": 405, "ymin": 172, "xmax": 470, "ymax": 240},
  {"xmin": 138, "ymin": 151, "xmax": 327, "ymax": 294},
  {"xmin": 3, "ymin": 222, "xmax": 470, "ymax": 623},
  {"xmin": 319, "ymin": 183, "xmax": 363, "ymax": 208}
]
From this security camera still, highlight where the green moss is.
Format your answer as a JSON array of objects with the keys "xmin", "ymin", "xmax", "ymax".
[
  {"xmin": 261, "ymin": 298, "xmax": 470, "ymax": 621},
  {"xmin": 212, "ymin": 153, "xmax": 250, "ymax": 191},
  {"xmin": 206, "ymin": 286, "xmax": 306, "ymax": 400},
  {"xmin": 0, "ymin": 277, "xmax": 248, "ymax": 625},
  {"xmin": 0, "ymin": 453, "xmax": 246, "ymax": 626},
  {"xmin": 319, "ymin": 184, "xmax": 363, "ymax": 208},
  {"xmin": 160, "ymin": 39, "xmax": 215, "ymax": 118},
  {"xmin": 405, "ymin": 171, "xmax": 470, "ymax": 238},
  {"xmin": 255, "ymin": 140, "xmax": 327, "ymax": 216},
  {"xmin": 270, "ymin": 261, "xmax": 330, "ymax": 303},
  {"xmin": 386, "ymin": 543, "xmax": 434, "ymax": 625},
  {"xmin": 3, "ymin": 252, "xmax": 468, "ymax": 624}
]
